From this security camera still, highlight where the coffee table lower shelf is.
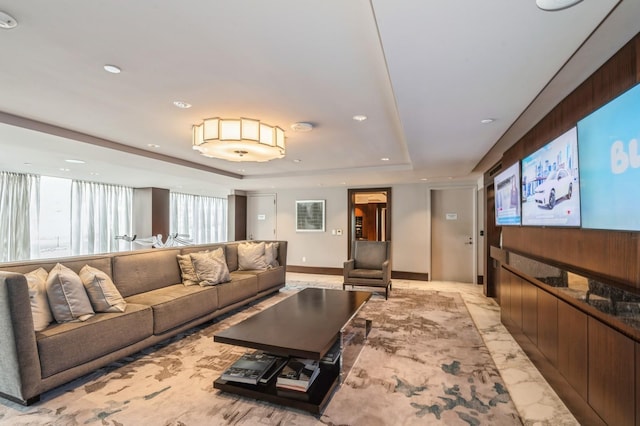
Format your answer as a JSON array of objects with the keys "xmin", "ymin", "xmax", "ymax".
[{"xmin": 213, "ymin": 364, "xmax": 340, "ymax": 414}]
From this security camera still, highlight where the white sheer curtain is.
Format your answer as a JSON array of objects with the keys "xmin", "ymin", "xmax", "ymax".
[
  {"xmin": 71, "ymin": 180, "xmax": 132, "ymax": 255},
  {"xmin": 170, "ymin": 192, "xmax": 227, "ymax": 244},
  {"xmin": 0, "ymin": 171, "xmax": 40, "ymax": 262}
]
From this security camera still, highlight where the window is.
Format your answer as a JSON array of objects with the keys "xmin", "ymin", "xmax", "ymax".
[
  {"xmin": 37, "ymin": 176, "xmax": 72, "ymax": 258},
  {"xmin": 170, "ymin": 193, "xmax": 227, "ymax": 244}
]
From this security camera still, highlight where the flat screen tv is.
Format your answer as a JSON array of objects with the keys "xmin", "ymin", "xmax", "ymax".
[
  {"xmin": 521, "ymin": 127, "xmax": 581, "ymax": 227},
  {"xmin": 578, "ymin": 83, "xmax": 640, "ymax": 231},
  {"xmin": 494, "ymin": 161, "xmax": 521, "ymax": 226}
]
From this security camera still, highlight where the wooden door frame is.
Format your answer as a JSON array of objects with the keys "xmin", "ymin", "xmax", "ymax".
[{"xmin": 347, "ymin": 187, "xmax": 392, "ymax": 259}]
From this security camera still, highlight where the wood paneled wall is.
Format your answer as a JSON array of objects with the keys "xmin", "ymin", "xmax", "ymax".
[{"xmin": 496, "ymin": 34, "xmax": 640, "ymax": 292}]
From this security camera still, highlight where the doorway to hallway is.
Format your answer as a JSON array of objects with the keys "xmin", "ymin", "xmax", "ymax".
[{"xmin": 431, "ymin": 187, "xmax": 476, "ymax": 283}]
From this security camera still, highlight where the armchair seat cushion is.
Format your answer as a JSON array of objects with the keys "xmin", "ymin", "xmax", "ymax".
[{"xmin": 349, "ymin": 269, "xmax": 383, "ymax": 280}]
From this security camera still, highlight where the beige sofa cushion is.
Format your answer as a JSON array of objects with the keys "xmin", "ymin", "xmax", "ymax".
[
  {"xmin": 79, "ymin": 265, "xmax": 127, "ymax": 313},
  {"xmin": 37, "ymin": 303, "xmax": 152, "ymax": 378},
  {"xmin": 217, "ymin": 274, "xmax": 258, "ymax": 308},
  {"xmin": 46, "ymin": 264, "xmax": 95, "ymax": 323},
  {"xmin": 125, "ymin": 284, "xmax": 219, "ymax": 335},
  {"xmin": 112, "ymin": 249, "xmax": 182, "ymax": 297},
  {"xmin": 238, "ymin": 242, "xmax": 268, "ymax": 270},
  {"xmin": 25, "ymin": 268, "xmax": 53, "ymax": 331},
  {"xmin": 190, "ymin": 248, "xmax": 230, "ymax": 286},
  {"xmin": 176, "ymin": 254, "xmax": 199, "ymax": 286}
]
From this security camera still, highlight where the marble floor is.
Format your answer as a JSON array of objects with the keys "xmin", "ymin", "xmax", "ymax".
[{"xmin": 288, "ymin": 272, "xmax": 579, "ymax": 426}]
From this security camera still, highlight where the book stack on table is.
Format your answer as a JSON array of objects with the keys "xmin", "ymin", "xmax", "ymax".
[
  {"xmin": 276, "ymin": 358, "xmax": 321, "ymax": 399},
  {"xmin": 221, "ymin": 352, "xmax": 284, "ymax": 385}
]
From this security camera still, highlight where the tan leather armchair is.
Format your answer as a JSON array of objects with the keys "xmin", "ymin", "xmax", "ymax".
[{"xmin": 343, "ymin": 240, "xmax": 392, "ymax": 299}]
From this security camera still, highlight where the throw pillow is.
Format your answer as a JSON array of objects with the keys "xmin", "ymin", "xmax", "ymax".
[
  {"xmin": 177, "ymin": 254, "xmax": 199, "ymax": 286},
  {"xmin": 264, "ymin": 242, "xmax": 280, "ymax": 268},
  {"xmin": 190, "ymin": 248, "xmax": 230, "ymax": 286},
  {"xmin": 79, "ymin": 265, "xmax": 127, "ymax": 313},
  {"xmin": 238, "ymin": 242, "xmax": 269, "ymax": 270},
  {"xmin": 25, "ymin": 267, "xmax": 54, "ymax": 331},
  {"xmin": 46, "ymin": 263, "xmax": 95, "ymax": 323}
]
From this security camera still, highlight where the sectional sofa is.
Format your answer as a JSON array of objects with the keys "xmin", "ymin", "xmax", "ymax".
[{"xmin": 0, "ymin": 240, "xmax": 287, "ymax": 405}]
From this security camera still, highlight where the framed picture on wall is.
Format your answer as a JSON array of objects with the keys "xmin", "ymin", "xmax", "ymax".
[{"xmin": 295, "ymin": 200, "xmax": 325, "ymax": 232}]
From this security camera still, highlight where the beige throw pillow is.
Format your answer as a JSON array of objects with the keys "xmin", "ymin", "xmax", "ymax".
[
  {"xmin": 46, "ymin": 263, "xmax": 95, "ymax": 323},
  {"xmin": 238, "ymin": 242, "xmax": 269, "ymax": 270},
  {"xmin": 79, "ymin": 265, "xmax": 126, "ymax": 313},
  {"xmin": 190, "ymin": 248, "xmax": 230, "ymax": 286},
  {"xmin": 264, "ymin": 242, "xmax": 280, "ymax": 268},
  {"xmin": 177, "ymin": 254, "xmax": 199, "ymax": 286},
  {"xmin": 25, "ymin": 267, "xmax": 54, "ymax": 331}
]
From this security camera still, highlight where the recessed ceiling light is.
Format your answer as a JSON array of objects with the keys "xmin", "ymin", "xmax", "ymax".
[
  {"xmin": 173, "ymin": 100, "xmax": 192, "ymax": 109},
  {"xmin": 65, "ymin": 159, "xmax": 85, "ymax": 164},
  {"xmin": 237, "ymin": 169, "xmax": 245, "ymax": 172},
  {"xmin": 59, "ymin": 168, "xmax": 70, "ymax": 172},
  {"xmin": 90, "ymin": 172, "xmax": 100, "ymax": 176},
  {"xmin": 381, "ymin": 157, "xmax": 390, "ymax": 161},
  {"xmin": 420, "ymin": 178, "xmax": 428, "ymax": 181},
  {"xmin": 293, "ymin": 159, "xmax": 302, "ymax": 163},
  {"xmin": 23, "ymin": 162, "xmax": 32, "ymax": 166},
  {"xmin": 480, "ymin": 118, "xmax": 495, "ymax": 124},
  {"xmin": 103, "ymin": 64, "xmax": 121, "ymax": 74},
  {"xmin": 290, "ymin": 122, "xmax": 313, "ymax": 132},
  {"xmin": 536, "ymin": 0, "xmax": 583, "ymax": 11},
  {"xmin": 352, "ymin": 115, "xmax": 367, "ymax": 122},
  {"xmin": 147, "ymin": 144, "xmax": 160, "ymax": 148},
  {"xmin": 0, "ymin": 11, "xmax": 18, "ymax": 29}
]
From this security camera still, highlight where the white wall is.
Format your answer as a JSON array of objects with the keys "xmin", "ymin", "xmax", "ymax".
[{"xmin": 249, "ymin": 183, "xmax": 432, "ymax": 274}]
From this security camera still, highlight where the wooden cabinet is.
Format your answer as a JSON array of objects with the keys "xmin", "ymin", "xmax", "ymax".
[
  {"xmin": 499, "ymin": 267, "xmax": 511, "ymax": 324},
  {"xmin": 557, "ymin": 300, "xmax": 588, "ymax": 400},
  {"xmin": 537, "ymin": 288, "xmax": 558, "ymax": 367},
  {"xmin": 521, "ymin": 279, "xmax": 538, "ymax": 345},
  {"xmin": 637, "ymin": 342, "xmax": 640, "ymax": 426},
  {"xmin": 509, "ymin": 274, "xmax": 523, "ymax": 330},
  {"xmin": 588, "ymin": 317, "xmax": 635, "ymax": 425},
  {"xmin": 494, "ymin": 253, "xmax": 639, "ymax": 425}
]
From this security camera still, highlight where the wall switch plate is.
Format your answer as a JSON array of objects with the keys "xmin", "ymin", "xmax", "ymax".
[{"xmin": 336, "ymin": 229, "xmax": 343, "ymax": 236}]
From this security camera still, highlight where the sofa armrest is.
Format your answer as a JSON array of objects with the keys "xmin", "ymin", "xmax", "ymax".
[{"xmin": 0, "ymin": 272, "xmax": 41, "ymax": 404}]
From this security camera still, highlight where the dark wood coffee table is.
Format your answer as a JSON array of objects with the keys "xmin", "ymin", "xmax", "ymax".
[{"xmin": 213, "ymin": 288, "xmax": 371, "ymax": 413}]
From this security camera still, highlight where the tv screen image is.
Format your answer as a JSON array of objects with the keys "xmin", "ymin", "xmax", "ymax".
[
  {"xmin": 494, "ymin": 161, "xmax": 521, "ymax": 226},
  {"xmin": 578, "ymin": 83, "xmax": 640, "ymax": 231},
  {"xmin": 521, "ymin": 127, "xmax": 581, "ymax": 227}
]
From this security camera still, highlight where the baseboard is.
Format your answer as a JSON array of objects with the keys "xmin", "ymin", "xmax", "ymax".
[
  {"xmin": 391, "ymin": 271, "xmax": 429, "ymax": 281},
  {"xmin": 286, "ymin": 266, "xmax": 428, "ymax": 281},
  {"xmin": 286, "ymin": 265, "xmax": 342, "ymax": 275}
]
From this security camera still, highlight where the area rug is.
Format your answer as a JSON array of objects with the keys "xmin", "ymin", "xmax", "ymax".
[{"xmin": 0, "ymin": 287, "xmax": 522, "ymax": 425}]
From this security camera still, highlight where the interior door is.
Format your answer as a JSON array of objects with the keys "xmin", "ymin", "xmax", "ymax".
[
  {"xmin": 247, "ymin": 194, "xmax": 276, "ymax": 240},
  {"xmin": 431, "ymin": 188, "xmax": 476, "ymax": 283}
]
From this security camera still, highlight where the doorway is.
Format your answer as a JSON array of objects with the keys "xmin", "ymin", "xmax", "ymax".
[
  {"xmin": 347, "ymin": 188, "xmax": 391, "ymax": 259},
  {"xmin": 431, "ymin": 187, "xmax": 476, "ymax": 283},
  {"xmin": 247, "ymin": 194, "xmax": 277, "ymax": 240}
]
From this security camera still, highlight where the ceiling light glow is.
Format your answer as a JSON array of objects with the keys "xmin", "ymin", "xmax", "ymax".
[
  {"xmin": 173, "ymin": 101, "xmax": 192, "ymax": 109},
  {"xmin": 103, "ymin": 64, "xmax": 121, "ymax": 74},
  {"xmin": 536, "ymin": 0, "xmax": 583, "ymax": 11},
  {"xmin": 192, "ymin": 118, "xmax": 285, "ymax": 162},
  {"xmin": 352, "ymin": 115, "xmax": 367, "ymax": 122}
]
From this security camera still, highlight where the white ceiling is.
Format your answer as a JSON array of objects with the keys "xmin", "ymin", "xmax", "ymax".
[{"xmin": 0, "ymin": 0, "xmax": 636, "ymax": 197}]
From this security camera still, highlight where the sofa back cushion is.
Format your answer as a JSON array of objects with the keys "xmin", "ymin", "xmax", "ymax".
[
  {"xmin": 112, "ymin": 249, "xmax": 182, "ymax": 298},
  {"xmin": 0, "ymin": 256, "xmax": 112, "ymax": 278}
]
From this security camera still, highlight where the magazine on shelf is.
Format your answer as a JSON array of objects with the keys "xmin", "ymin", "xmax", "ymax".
[
  {"xmin": 258, "ymin": 356, "xmax": 289, "ymax": 384},
  {"xmin": 276, "ymin": 358, "xmax": 320, "ymax": 391},
  {"xmin": 320, "ymin": 340, "xmax": 341, "ymax": 365},
  {"xmin": 220, "ymin": 351, "xmax": 278, "ymax": 385}
]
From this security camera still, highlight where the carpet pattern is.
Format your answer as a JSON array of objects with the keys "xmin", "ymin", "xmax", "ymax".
[{"xmin": 0, "ymin": 286, "xmax": 522, "ymax": 425}]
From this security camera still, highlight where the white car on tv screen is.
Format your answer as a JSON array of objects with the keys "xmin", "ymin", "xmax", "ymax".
[{"xmin": 533, "ymin": 168, "xmax": 573, "ymax": 209}]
